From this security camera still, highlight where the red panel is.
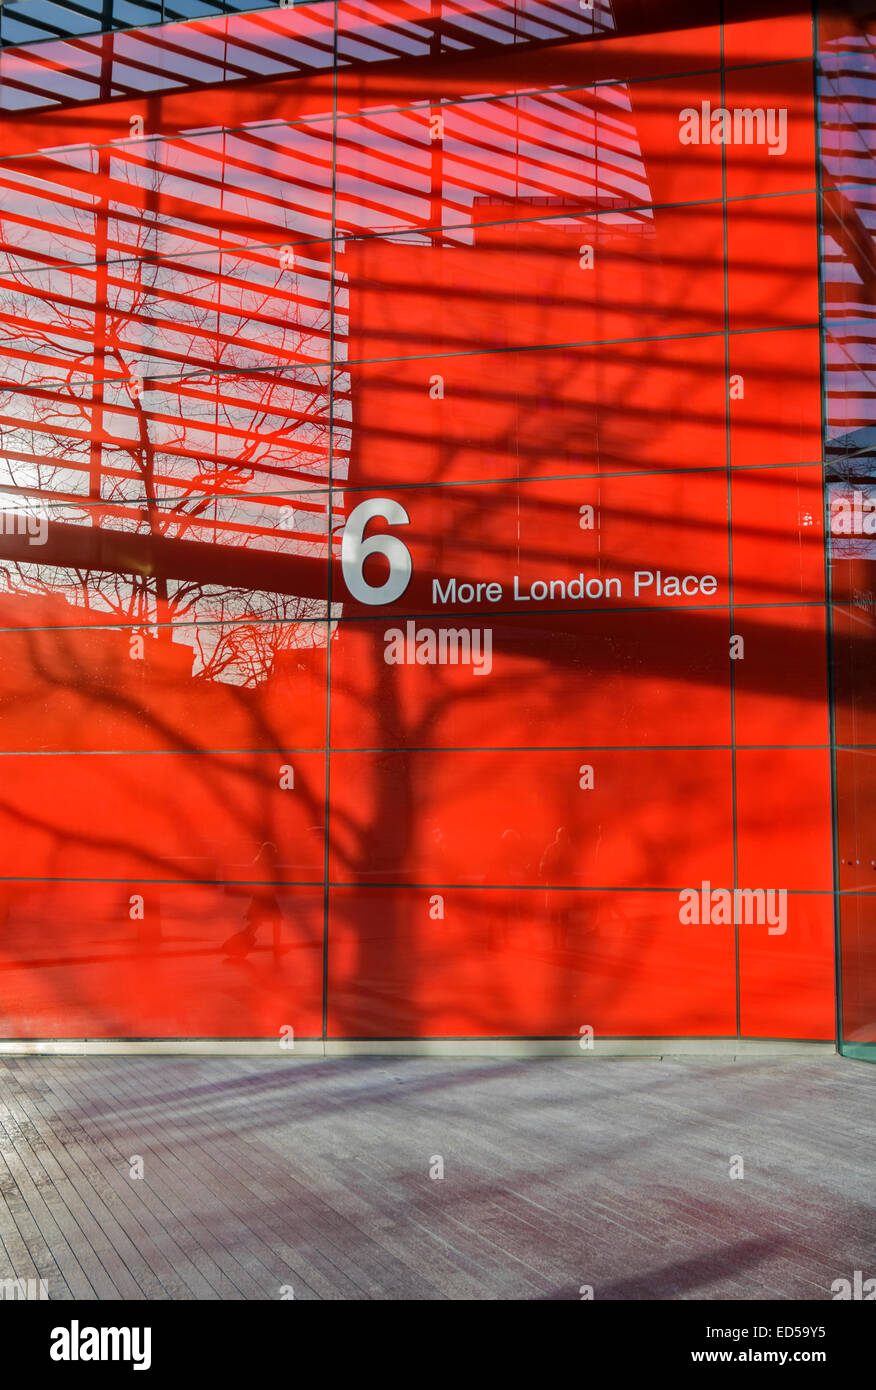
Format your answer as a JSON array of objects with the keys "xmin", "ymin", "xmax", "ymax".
[
  {"xmin": 327, "ymin": 885, "xmax": 736, "ymax": 1038},
  {"xmin": 730, "ymin": 465, "xmax": 826, "ymax": 606},
  {"xmin": 732, "ymin": 604, "xmax": 829, "ymax": 747},
  {"xmin": 0, "ymin": 882, "xmax": 324, "ymax": 1039},
  {"xmin": 0, "ymin": 623, "xmax": 327, "ymax": 752},
  {"xmin": 726, "ymin": 192, "xmax": 819, "ymax": 332},
  {"xmin": 723, "ymin": 61, "xmax": 816, "ymax": 200},
  {"xmin": 0, "ymin": 550, "xmax": 330, "ymax": 631},
  {"xmin": 832, "ymin": 603, "xmax": 876, "ymax": 747},
  {"xmin": 328, "ymin": 748, "xmax": 733, "ymax": 887},
  {"xmin": 344, "ymin": 335, "xmax": 728, "ymax": 488},
  {"xmin": 736, "ymin": 747, "xmax": 833, "ymax": 892},
  {"xmin": 0, "ymin": 753, "xmax": 325, "ymax": 882},
  {"xmin": 0, "ymin": 274, "xmax": 335, "ymax": 498},
  {"xmin": 336, "ymin": 76, "xmax": 724, "ymax": 237},
  {"xmin": 723, "ymin": 5, "xmax": 814, "ymax": 66},
  {"xmin": 728, "ymin": 326, "xmax": 822, "ymax": 469},
  {"xmin": 739, "ymin": 892, "xmax": 835, "ymax": 1039},
  {"xmin": 343, "ymin": 209, "xmax": 728, "ymax": 375},
  {"xmin": 337, "ymin": 472, "xmax": 729, "ymax": 618},
  {"xmin": 621, "ymin": 71, "xmax": 725, "ymax": 210},
  {"xmin": 835, "ymin": 750, "xmax": 876, "ymax": 894},
  {"xmin": 838, "ymin": 895, "xmax": 876, "ymax": 1044},
  {"xmin": 330, "ymin": 609, "xmax": 731, "ymax": 750},
  {"xmin": 336, "ymin": 89, "xmax": 668, "ymax": 239},
  {"xmin": 342, "ymin": 205, "xmax": 725, "ymax": 361}
]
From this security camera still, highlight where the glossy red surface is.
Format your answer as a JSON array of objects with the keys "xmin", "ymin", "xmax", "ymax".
[
  {"xmin": 837, "ymin": 896, "xmax": 876, "ymax": 1045},
  {"xmin": 329, "ymin": 609, "xmax": 733, "ymax": 750},
  {"xmin": 0, "ymin": 2, "xmax": 838, "ymax": 1041},
  {"xmin": 0, "ymin": 882, "xmax": 324, "ymax": 1039},
  {"xmin": 337, "ymin": 472, "xmax": 731, "ymax": 619},
  {"xmin": 0, "ymin": 620, "xmax": 328, "ymax": 752},
  {"xmin": 327, "ymin": 748, "xmax": 734, "ymax": 886},
  {"xmin": 728, "ymin": 327, "xmax": 822, "ymax": 468},
  {"xmin": 723, "ymin": 61, "xmax": 816, "ymax": 199},
  {"xmin": 730, "ymin": 465, "xmax": 825, "ymax": 606},
  {"xmin": 343, "ymin": 336, "xmax": 730, "ymax": 487},
  {"xmin": 726, "ymin": 193, "xmax": 820, "ymax": 332},
  {"xmin": 738, "ymin": 893, "xmax": 835, "ymax": 1040},
  {"xmin": 732, "ymin": 605, "xmax": 831, "ymax": 747},
  {"xmin": 327, "ymin": 886, "xmax": 737, "ymax": 1038},
  {"xmin": 0, "ymin": 752, "xmax": 326, "ymax": 883}
]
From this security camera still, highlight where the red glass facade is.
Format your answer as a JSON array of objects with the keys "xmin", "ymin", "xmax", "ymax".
[{"xmin": 0, "ymin": 1, "xmax": 868, "ymax": 1047}]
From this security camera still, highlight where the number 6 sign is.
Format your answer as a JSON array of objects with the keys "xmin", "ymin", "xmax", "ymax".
[{"xmin": 340, "ymin": 498, "xmax": 412, "ymax": 605}]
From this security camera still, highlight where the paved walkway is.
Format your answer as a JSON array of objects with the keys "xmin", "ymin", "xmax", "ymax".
[{"xmin": 0, "ymin": 1055, "xmax": 872, "ymax": 1299}]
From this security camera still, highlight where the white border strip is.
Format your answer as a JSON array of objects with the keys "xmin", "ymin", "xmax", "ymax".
[{"xmin": 0, "ymin": 1038, "xmax": 838, "ymax": 1058}]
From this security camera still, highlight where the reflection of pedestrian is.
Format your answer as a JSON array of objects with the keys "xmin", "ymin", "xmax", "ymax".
[
  {"xmin": 487, "ymin": 829, "xmax": 528, "ymax": 949},
  {"xmin": 539, "ymin": 827, "xmax": 576, "ymax": 948},
  {"xmin": 221, "ymin": 920, "xmax": 256, "ymax": 960},
  {"xmin": 493, "ymin": 829, "xmax": 528, "ymax": 885},
  {"xmin": 426, "ymin": 822, "xmax": 452, "ymax": 880},
  {"xmin": 222, "ymin": 842, "xmax": 282, "ymax": 962},
  {"xmin": 221, "ymin": 892, "xmax": 282, "ymax": 960}
]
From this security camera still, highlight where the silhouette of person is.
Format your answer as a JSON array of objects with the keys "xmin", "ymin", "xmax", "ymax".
[
  {"xmin": 539, "ymin": 826, "xmax": 576, "ymax": 948},
  {"xmin": 495, "ymin": 828, "xmax": 527, "ymax": 884},
  {"xmin": 487, "ymin": 828, "xmax": 528, "ymax": 949},
  {"xmin": 221, "ymin": 891, "xmax": 282, "ymax": 961},
  {"xmin": 221, "ymin": 843, "xmax": 282, "ymax": 962}
]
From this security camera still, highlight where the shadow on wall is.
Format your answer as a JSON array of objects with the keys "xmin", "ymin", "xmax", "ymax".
[{"xmin": 0, "ymin": 0, "xmax": 869, "ymax": 1041}]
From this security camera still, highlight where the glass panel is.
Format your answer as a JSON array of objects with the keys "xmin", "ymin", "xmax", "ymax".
[
  {"xmin": 819, "ymin": 1, "xmax": 876, "ymax": 1059},
  {"xmin": 0, "ymin": 1, "xmax": 844, "ymax": 1045}
]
